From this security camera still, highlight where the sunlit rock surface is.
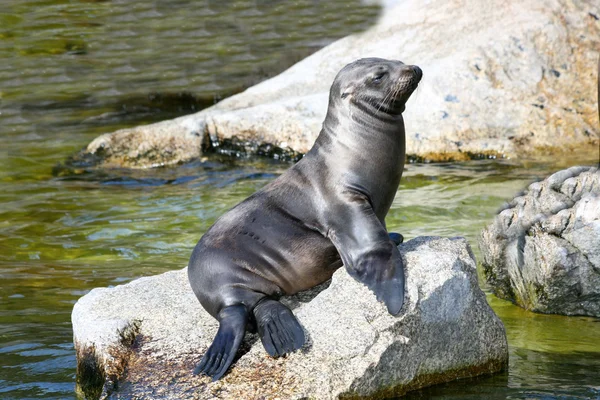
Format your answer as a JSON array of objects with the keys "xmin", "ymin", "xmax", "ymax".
[
  {"xmin": 72, "ymin": 236, "xmax": 507, "ymax": 399},
  {"xmin": 79, "ymin": 0, "xmax": 599, "ymax": 168},
  {"xmin": 480, "ymin": 166, "xmax": 600, "ymax": 316}
]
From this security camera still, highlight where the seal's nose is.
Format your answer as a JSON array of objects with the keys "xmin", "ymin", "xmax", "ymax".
[{"xmin": 411, "ymin": 65, "xmax": 423, "ymax": 81}]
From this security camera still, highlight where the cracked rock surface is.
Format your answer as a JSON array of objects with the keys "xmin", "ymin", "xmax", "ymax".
[
  {"xmin": 72, "ymin": 236, "xmax": 507, "ymax": 399},
  {"xmin": 480, "ymin": 166, "xmax": 600, "ymax": 316}
]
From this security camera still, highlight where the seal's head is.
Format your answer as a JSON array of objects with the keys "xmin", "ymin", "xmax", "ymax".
[{"xmin": 331, "ymin": 57, "xmax": 422, "ymax": 117}]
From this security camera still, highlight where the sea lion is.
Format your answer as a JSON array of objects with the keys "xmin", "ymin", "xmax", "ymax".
[{"xmin": 188, "ymin": 58, "xmax": 422, "ymax": 381}]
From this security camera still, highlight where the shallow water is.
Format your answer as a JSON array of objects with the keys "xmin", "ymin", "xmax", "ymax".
[{"xmin": 1, "ymin": 1, "xmax": 600, "ymax": 399}]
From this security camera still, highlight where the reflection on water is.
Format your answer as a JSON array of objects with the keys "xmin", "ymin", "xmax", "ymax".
[
  {"xmin": 1, "ymin": 0, "xmax": 599, "ymax": 399},
  {"xmin": 1, "ymin": 0, "xmax": 380, "ymax": 130},
  {"xmin": 404, "ymin": 349, "xmax": 600, "ymax": 399}
]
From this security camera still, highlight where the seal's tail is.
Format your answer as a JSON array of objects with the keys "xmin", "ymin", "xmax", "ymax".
[{"xmin": 193, "ymin": 304, "xmax": 248, "ymax": 381}]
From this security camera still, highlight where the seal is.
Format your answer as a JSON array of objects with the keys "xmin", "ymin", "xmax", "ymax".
[{"xmin": 188, "ymin": 58, "xmax": 422, "ymax": 380}]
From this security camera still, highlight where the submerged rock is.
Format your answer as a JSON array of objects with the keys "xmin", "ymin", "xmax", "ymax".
[
  {"xmin": 72, "ymin": 237, "xmax": 507, "ymax": 399},
  {"xmin": 77, "ymin": 0, "xmax": 599, "ymax": 169},
  {"xmin": 480, "ymin": 166, "xmax": 600, "ymax": 316}
]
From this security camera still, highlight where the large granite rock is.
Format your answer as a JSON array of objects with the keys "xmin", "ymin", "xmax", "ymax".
[
  {"xmin": 480, "ymin": 166, "xmax": 600, "ymax": 316},
  {"xmin": 72, "ymin": 237, "xmax": 508, "ymax": 399},
  {"xmin": 76, "ymin": 0, "xmax": 600, "ymax": 169}
]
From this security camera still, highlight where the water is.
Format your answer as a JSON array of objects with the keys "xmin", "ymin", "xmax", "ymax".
[{"xmin": 1, "ymin": 1, "xmax": 599, "ymax": 399}]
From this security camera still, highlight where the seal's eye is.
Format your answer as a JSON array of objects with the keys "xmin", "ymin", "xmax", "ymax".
[{"xmin": 371, "ymin": 72, "xmax": 386, "ymax": 84}]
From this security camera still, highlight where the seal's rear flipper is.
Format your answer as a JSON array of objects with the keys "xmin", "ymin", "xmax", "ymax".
[
  {"xmin": 388, "ymin": 232, "xmax": 404, "ymax": 245},
  {"xmin": 254, "ymin": 299, "xmax": 305, "ymax": 357},
  {"xmin": 194, "ymin": 304, "xmax": 248, "ymax": 381}
]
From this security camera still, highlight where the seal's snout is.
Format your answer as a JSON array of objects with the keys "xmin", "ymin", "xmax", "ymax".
[
  {"xmin": 411, "ymin": 65, "xmax": 423, "ymax": 81},
  {"xmin": 396, "ymin": 64, "xmax": 422, "ymax": 89}
]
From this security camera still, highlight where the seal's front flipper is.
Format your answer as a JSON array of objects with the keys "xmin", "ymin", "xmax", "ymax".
[
  {"xmin": 349, "ymin": 243, "xmax": 406, "ymax": 315},
  {"xmin": 253, "ymin": 299, "xmax": 305, "ymax": 357},
  {"xmin": 194, "ymin": 304, "xmax": 248, "ymax": 381},
  {"xmin": 388, "ymin": 232, "xmax": 404, "ymax": 245},
  {"xmin": 374, "ymin": 265, "xmax": 405, "ymax": 315},
  {"xmin": 328, "ymin": 197, "xmax": 406, "ymax": 316}
]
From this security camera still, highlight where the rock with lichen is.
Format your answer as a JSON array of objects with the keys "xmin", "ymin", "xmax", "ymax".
[
  {"xmin": 72, "ymin": 236, "xmax": 507, "ymax": 399},
  {"xmin": 480, "ymin": 166, "xmax": 600, "ymax": 316}
]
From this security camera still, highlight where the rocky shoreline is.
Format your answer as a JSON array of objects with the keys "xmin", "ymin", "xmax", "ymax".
[{"xmin": 69, "ymin": 0, "xmax": 599, "ymax": 169}]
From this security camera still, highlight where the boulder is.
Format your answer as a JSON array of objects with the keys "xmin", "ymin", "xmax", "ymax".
[
  {"xmin": 72, "ymin": 236, "xmax": 508, "ymax": 399},
  {"xmin": 480, "ymin": 166, "xmax": 600, "ymax": 316},
  {"xmin": 75, "ymin": 0, "xmax": 600, "ymax": 169}
]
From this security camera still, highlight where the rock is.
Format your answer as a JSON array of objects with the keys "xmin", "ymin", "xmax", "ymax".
[
  {"xmin": 75, "ymin": 0, "xmax": 600, "ymax": 169},
  {"xmin": 72, "ymin": 237, "xmax": 508, "ymax": 399},
  {"xmin": 480, "ymin": 166, "xmax": 600, "ymax": 316}
]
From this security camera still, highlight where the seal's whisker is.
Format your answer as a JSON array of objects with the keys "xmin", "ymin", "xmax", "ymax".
[
  {"xmin": 384, "ymin": 85, "xmax": 400, "ymax": 111},
  {"xmin": 377, "ymin": 85, "xmax": 395, "ymax": 114},
  {"xmin": 410, "ymin": 84, "xmax": 423, "ymax": 101}
]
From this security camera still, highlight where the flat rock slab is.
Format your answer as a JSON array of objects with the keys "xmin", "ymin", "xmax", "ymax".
[
  {"xmin": 77, "ymin": 0, "xmax": 599, "ymax": 169},
  {"xmin": 73, "ymin": 237, "xmax": 507, "ymax": 399},
  {"xmin": 480, "ymin": 166, "xmax": 600, "ymax": 316}
]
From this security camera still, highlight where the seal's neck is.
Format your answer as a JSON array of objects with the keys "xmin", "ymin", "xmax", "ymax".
[
  {"xmin": 316, "ymin": 98, "xmax": 405, "ymax": 155},
  {"xmin": 304, "ymin": 97, "xmax": 406, "ymax": 217}
]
